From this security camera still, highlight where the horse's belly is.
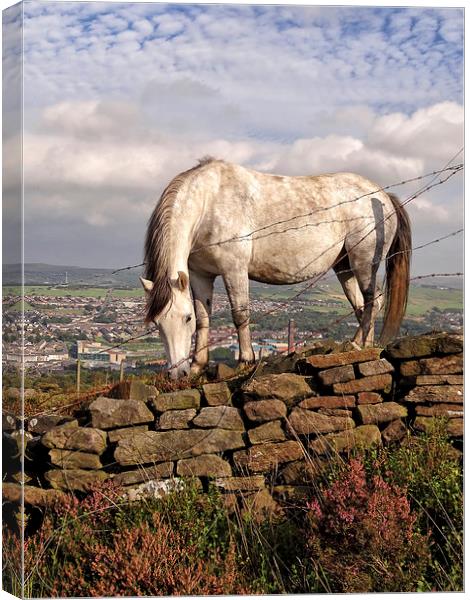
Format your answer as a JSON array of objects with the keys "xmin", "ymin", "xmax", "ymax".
[{"xmin": 249, "ymin": 233, "xmax": 344, "ymax": 284}]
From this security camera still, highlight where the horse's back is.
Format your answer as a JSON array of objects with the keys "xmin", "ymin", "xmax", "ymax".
[{"xmin": 188, "ymin": 161, "xmax": 397, "ymax": 283}]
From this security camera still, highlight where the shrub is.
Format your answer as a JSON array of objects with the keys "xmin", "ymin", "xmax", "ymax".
[
  {"xmin": 364, "ymin": 420, "xmax": 463, "ymax": 591},
  {"xmin": 5, "ymin": 480, "xmax": 254, "ymax": 598},
  {"xmin": 305, "ymin": 458, "xmax": 430, "ymax": 593}
]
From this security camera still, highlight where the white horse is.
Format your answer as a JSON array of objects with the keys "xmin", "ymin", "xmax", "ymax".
[{"xmin": 141, "ymin": 158, "xmax": 411, "ymax": 379}]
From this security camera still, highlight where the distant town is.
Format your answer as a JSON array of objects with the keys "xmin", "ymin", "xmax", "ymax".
[{"xmin": 2, "ymin": 269, "xmax": 463, "ymax": 378}]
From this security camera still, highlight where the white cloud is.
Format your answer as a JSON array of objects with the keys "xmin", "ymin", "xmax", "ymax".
[{"xmin": 2, "ymin": 3, "xmax": 461, "ymax": 271}]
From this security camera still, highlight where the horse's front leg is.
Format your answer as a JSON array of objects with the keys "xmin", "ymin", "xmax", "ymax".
[
  {"xmin": 223, "ymin": 271, "xmax": 255, "ymax": 365},
  {"xmin": 189, "ymin": 272, "xmax": 215, "ymax": 375}
]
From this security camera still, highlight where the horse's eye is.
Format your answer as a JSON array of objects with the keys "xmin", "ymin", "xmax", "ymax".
[{"xmin": 185, "ymin": 315, "xmax": 192, "ymax": 323}]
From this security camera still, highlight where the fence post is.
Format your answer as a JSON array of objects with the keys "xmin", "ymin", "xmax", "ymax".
[
  {"xmin": 120, "ymin": 359, "xmax": 125, "ymax": 382},
  {"xmin": 288, "ymin": 319, "xmax": 295, "ymax": 354},
  {"xmin": 76, "ymin": 359, "xmax": 81, "ymax": 396}
]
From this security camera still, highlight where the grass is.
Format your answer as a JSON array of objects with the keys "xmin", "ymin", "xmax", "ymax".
[{"xmin": 3, "ymin": 285, "xmax": 144, "ymax": 299}]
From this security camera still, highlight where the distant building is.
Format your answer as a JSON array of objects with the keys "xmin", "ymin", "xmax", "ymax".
[{"xmin": 71, "ymin": 340, "xmax": 126, "ymax": 364}]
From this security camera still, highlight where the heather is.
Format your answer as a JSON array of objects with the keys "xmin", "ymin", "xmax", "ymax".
[{"xmin": 3, "ymin": 422, "xmax": 462, "ymax": 596}]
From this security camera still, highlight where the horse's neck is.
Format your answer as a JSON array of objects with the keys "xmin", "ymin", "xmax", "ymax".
[{"xmin": 167, "ymin": 198, "xmax": 200, "ymax": 276}]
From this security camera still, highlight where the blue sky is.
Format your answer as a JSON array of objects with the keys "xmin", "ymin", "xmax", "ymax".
[{"xmin": 2, "ymin": 1, "xmax": 464, "ymax": 272}]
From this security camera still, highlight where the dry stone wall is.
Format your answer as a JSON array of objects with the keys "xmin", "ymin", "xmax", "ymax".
[{"xmin": 2, "ymin": 332, "xmax": 463, "ymax": 512}]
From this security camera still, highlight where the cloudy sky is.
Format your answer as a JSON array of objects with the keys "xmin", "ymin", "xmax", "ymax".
[{"xmin": 2, "ymin": 1, "xmax": 464, "ymax": 277}]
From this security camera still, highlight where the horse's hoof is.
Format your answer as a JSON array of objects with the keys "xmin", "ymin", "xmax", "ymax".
[
  {"xmin": 190, "ymin": 364, "xmax": 205, "ymax": 376},
  {"xmin": 236, "ymin": 360, "xmax": 256, "ymax": 373}
]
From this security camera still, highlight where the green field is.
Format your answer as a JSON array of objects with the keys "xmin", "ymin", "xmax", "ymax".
[
  {"xmin": 3, "ymin": 285, "xmax": 144, "ymax": 299},
  {"xmin": 3, "ymin": 282, "xmax": 462, "ymax": 318}
]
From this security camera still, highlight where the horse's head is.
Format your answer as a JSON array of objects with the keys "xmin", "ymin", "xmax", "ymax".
[{"xmin": 140, "ymin": 272, "xmax": 196, "ymax": 379}]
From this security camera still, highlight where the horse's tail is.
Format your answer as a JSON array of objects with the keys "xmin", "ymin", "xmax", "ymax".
[{"xmin": 378, "ymin": 194, "xmax": 412, "ymax": 345}]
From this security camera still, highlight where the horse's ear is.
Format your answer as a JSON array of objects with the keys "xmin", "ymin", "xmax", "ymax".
[
  {"xmin": 177, "ymin": 271, "xmax": 189, "ymax": 291},
  {"xmin": 139, "ymin": 277, "xmax": 154, "ymax": 293}
]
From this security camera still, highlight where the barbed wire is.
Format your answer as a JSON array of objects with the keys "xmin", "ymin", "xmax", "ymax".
[
  {"xmin": 22, "ymin": 269, "xmax": 462, "ymax": 421},
  {"xmin": 96, "ymin": 159, "xmax": 464, "ymax": 364},
  {"xmin": 108, "ymin": 161, "xmax": 463, "ymax": 274},
  {"xmin": 157, "ymin": 157, "xmax": 463, "ymax": 373},
  {"xmin": 10, "ymin": 155, "xmax": 464, "ymax": 390},
  {"xmin": 295, "ymin": 271, "xmax": 463, "ymax": 350}
]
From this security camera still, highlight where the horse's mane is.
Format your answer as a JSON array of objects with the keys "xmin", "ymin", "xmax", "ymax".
[{"xmin": 143, "ymin": 157, "xmax": 218, "ymax": 323}]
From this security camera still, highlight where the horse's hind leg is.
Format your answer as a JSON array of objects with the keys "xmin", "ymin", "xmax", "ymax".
[
  {"xmin": 333, "ymin": 251, "xmax": 365, "ymax": 343},
  {"xmin": 223, "ymin": 270, "xmax": 256, "ymax": 365},
  {"xmin": 189, "ymin": 271, "xmax": 215, "ymax": 375},
  {"xmin": 345, "ymin": 241, "xmax": 385, "ymax": 347}
]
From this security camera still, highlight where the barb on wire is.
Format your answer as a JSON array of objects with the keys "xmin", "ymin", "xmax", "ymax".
[
  {"xmin": 89, "ymin": 159, "xmax": 464, "ymax": 280},
  {"xmin": 161, "ymin": 162, "xmax": 463, "ymax": 373},
  {"xmin": 190, "ymin": 163, "xmax": 463, "ymax": 254},
  {"xmin": 112, "ymin": 262, "xmax": 145, "ymax": 275},
  {"xmin": 292, "ymin": 271, "xmax": 463, "ymax": 351},
  {"xmin": 410, "ymin": 272, "xmax": 463, "ymax": 282},
  {"xmin": 76, "ymin": 154, "xmax": 464, "ymax": 372}
]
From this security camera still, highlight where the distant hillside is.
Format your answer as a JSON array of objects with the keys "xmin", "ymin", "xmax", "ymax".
[
  {"xmin": 2, "ymin": 263, "xmax": 463, "ymax": 292},
  {"xmin": 2, "ymin": 263, "xmax": 141, "ymax": 287}
]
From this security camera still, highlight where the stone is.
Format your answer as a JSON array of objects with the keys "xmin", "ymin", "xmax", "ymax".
[
  {"xmin": 447, "ymin": 419, "xmax": 464, "ymax": 437},
  {"xmin": 257, "ymin": 352, "xmax": 302, "ymax": 375},
  {"xmin": 414, "ymin": 417, "xmax": 463, "ymax": 437},
  {"xmin": 192, "ymin": 406, "xmax": 244, "ymax": 431},
  {"xmin": 402, "ymin": 374, "xmax": 463, "ymax": 386},
  {"xmin": 202, "ymin": 382, "xmax": 232, "ymax": 406},
  {"xmin": 357, "ymin": 402, "xmax": 407, "ymax": 425},
  {"xmin": 288, "ymin": 408, "xmax": 355, "ymax": 435},
  {"xmin": 108, "ymin": 425, "xmax": 149, "ymax": 443},
  {"xmin": 2, "ymin": 412, "xmax": 16, "ymax": 432},
  {"xmin": 357, "ymin": 392, "xmax": 383, "ymax": 405},
  {"xmin": 112, "ymin": 463, "xmax": 174, "ymax": 486},
  {"xmin": 89, "ymin": 397, "xmax": 154, "ymax": 429},
  {"xmin": 248, "ymin": 420, "xmax": 286, "ymax": 445},
  {"xmin": 403, "ymin": 385, "xmax": 463, "ymax": 404},
  {"xmin": 242, "ymin": 373, "xmax": 314, "ymax": 407},
  {"xmin": 45, "ymin": 469, "xmax": 109, "ymax": 492},
  {"xmin": 123, "ymin": 478, "xmax": 195, "ymax": 503},
  {"xmin": 400, "ymin": 354, "xmax": 463, "ymax": 377},
  {"xmin": 333, "ymin": 374, "xmax": 392, "ymax": 394},
  {"xmin": 42, "ymin": 421, "xmax": 107, "ymax": 455},
  {"xmin": 244, "ymin": 400, "xmax": 287, "ymax": 422},
  {"xmin": 233, "ymin": 441, "xmax": 304, "ymax": 473},
  {"xmin": 358, "ymin": 358, "xmax": 394, "ymax": 377},
  {"xmin": 415, "ymin": 404, "xmax": 464, "ymax": 417},
  {"xmin": 240, "ymin": 489, "xmax": 282, "ymax": 521},
  {"xmin": 386, "ymin": 332, "xmax": 463, "ymax": 359},
  {"xmin": 3, "ymin": 483, "xmax": 67, "ymax": 506},
  {"xmin": 272, "ymin": 485, "xmax": 311, "ymax": 503},
  {"xmin": 306, "ymin": 347, "xmax": 382, "ymax": 369},
  {"xmin": 221, "ymin": 493, "xmax": 239, "ymax": 513},
  {"xmin": 115, "ymin": 429, "xmax": 245, "ymax": 465},
  {"xmin": 214, "ymin": 363, "xmax": 237, "ymax": 380},
  {"xmin": 158, "ymin": 409, "xmax": 197, "ymax": 430},
  {"xmin": 309, "ymin": 424, "xmax": 382, "ymax": 455},
  {"xmin": 177, "ymin": 454, "xmax": 232, "ymax": 477},
  {"xmin": 318, "ymin": 408, "xmax": 353, "ymax": 417},
  {"xmin": 382, "ymin": 419, "xmax": 407, "ymax": 444},
  {"xmin": 279, "ymin": 458, "xmax": 326, "ymax": 485},
  {"xmin": 150, "ymin": 389, "xmax": 201, "ymax": 412},
  {"xmin": 298, "ymin": 395, "xmax": 356, "ymax": 409},
  {"xmin": 299, "ymin": 339, "xmax": 338, "ymax": 357},
  {"xmin": 49, "ymin": 449, "xmax": 103, "ymax": 470},
  {"xmin": 4, "ymin": 387, "xmax": 20, "ymax": 401},
  {"xmin": 214, "ymin": 475, "xmax": 266, "ymax": 492},
  {"xmin": 111, "ymin": 380, "xmax": 158, "ymax": 402},
  {"xmin": 318, "ymin": 364, "xmax": 355, "ymax": 386},
  {"xmin": 27, "ymin": 415, "xmax": 74, "ymax": 434}
]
